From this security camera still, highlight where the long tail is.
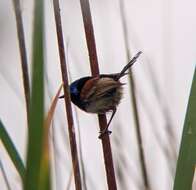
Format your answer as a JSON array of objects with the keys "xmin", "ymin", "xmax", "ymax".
[{"xmin": 115, "ymin": 51, "xmax": 142, "ymax": 80}]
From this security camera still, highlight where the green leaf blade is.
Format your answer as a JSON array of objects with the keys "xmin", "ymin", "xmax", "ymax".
[
  {"xmin": 24, "ymin": 0, "xmax": 51, "ymax": 189},
  {"xmin": 173, "ymin": 67, "xmax": 196, "ymax": 190},
  {"xmin": 0, "ymin": 120, "xmax": 25, "ymax": 181}
]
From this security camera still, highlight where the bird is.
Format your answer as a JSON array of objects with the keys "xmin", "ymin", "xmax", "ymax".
[{"xmin": 60, "ymin": 51, "xmax": 142, "ymax": 138}]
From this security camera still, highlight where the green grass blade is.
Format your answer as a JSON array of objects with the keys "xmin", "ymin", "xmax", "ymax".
[
  {"xmin": 0, "ymin": 120, "xmax": 25, "ymax": 181},
  {"xmin": 173, "ymin": 67, "xmax": 196, "ymax": 190},
  {"xmin": 24, "ymin": 0, "xmax": 51, "ymax": 189}
]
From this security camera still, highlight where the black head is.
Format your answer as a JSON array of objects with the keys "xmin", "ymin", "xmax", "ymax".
[{"xmin": 70, "ymin": 76, "xmax": 91, "ymax": 110}]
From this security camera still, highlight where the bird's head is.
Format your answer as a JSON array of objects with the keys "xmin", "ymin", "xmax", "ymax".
[{"xmin": 69, "ymin": 77, "xmax": 91, "ymax": 110}]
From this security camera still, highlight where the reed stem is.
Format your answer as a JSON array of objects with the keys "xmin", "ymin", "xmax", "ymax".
[
  {"xmin": 12, "ymin": 0, "xmax": 30, "ymax": 122},
  {"xmin": 79, "ymin": 0, "xmax": 117, "ymax": 189},
  {"xmin": 52, "ymin": 0, "xmax": 82, "ymax": 189}
]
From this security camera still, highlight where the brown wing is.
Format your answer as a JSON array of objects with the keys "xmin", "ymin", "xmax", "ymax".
[
  {"xmin": 80, "ymin": 77, "xmax": 99, "ymax": 100},
  {"xmin": 84, "ymin": 78, "xmax": 123, "ymax": 113},
  {"xmin": 93, "ymin": 78, "xmax": 122, "ymax": 98},
  {"xmin": 85, "ymin": 78, "xmax": 123, "ymax": 102}
]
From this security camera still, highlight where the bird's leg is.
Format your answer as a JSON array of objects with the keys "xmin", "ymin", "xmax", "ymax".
[{"xmin": 98, "ymin": 107, "xmax": 116, "ymax": 139}]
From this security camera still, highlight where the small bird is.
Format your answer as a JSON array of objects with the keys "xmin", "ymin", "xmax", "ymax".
[{"xmin": 60, "ymin": 51, "xmax": 142, "ymax": 138}]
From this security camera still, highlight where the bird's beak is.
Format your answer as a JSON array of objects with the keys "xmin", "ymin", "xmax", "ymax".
[{"xmin": 59, "ymin": 95, "xmax": 65, "ymax": 99}]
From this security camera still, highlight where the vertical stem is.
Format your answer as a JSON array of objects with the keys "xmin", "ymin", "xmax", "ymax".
[
  {"xmin": 79, "ymin": 0, "xmax": 117, "ymax": 189},
  {"xmin": 0, "ymin": 160, "xmax": 12, "ymax": 190},
  {"xmin": 119, "ymin": 0, "xmax": 150, "ymax": 189},
  {"xmin": 12, "ymin": 0, "xmax": 30, "ymax": 121},
  {"xmin": 52, "ymin": 0, "xmax": 82, "ymax": 189}
]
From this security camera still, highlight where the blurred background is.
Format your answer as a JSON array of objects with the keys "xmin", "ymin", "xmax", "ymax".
[{"xmin": 0, "ymin": 0, "xmax": 195, "ymax": 189}]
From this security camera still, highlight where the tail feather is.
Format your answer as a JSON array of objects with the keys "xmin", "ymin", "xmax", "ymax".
[{"xmin": 115, "ymin": 51, "xmax": 142, "ymax": 80}]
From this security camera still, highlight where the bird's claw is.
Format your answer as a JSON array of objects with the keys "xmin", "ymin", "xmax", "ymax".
[{"xmin": 98, "ymin": 129, "xmax": 112, "ymax": 139}]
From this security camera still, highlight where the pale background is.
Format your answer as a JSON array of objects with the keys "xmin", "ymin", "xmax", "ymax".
[{"xmin": 0, "ymin": 0, "xmax": 195, "ymax": 190}]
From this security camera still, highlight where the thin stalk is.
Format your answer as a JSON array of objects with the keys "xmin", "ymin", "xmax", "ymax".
[
  {"xmin": 0, "ymin": 160, "xmax": 12, "ymax": 190},
  {"xmin": 66, "ymin": 41, "xmax": 88, "ymax": 189},
  {"xmin": 119, "ymin": 0, "xmax": 150, "ymax": 189},
  {"xmin": 129, "ymin": 72, "xmax": 150, "ymax": 190},
  {"xmin": 12, "ymin": 0, "xmax": 30, "ymax": 121},
  {"xmin": 79, "ymin": 0, "xmax": 117, "ymax": 189},
  {"xmin": 52, "ymin": 0, "xmax": 82, "ymax": 189}
]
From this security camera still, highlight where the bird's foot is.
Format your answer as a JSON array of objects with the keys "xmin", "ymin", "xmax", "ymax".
[{"xmin": 98, "ymin": 129, "xmax": 112, "ymax": 139}]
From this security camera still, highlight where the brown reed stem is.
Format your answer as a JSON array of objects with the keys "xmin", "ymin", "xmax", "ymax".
[
  {"xmin": 12, "ymin": 0, "xmax": 30, "ymax": 122},
  {"xmin": 52, "ymin": 0, "xmax": 82, "ymax": 189},
  {"xmin": 79, "ymin": 0, "xmax": 117, "ymax": 189},
  {"xmin": 119, "ymin": 0, "xmax": 150, "ymax": 189}
]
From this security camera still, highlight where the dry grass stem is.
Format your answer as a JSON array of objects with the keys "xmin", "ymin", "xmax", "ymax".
[
  {"xmin": 52, "ymin": 0, "xmax": 82, "ymax": 189},
  {"xmin": 12, "ymin": 0, "xmax": 30, "ymax": 122}
]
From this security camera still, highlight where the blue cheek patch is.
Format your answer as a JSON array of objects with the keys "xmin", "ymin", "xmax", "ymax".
[
  {"xmin": 70, "ymin": 83, "xmax": 79, "ymax": 95},
  {"xmin": 73, "ymin": 87, "xmax": 78, "ymax": 94}
]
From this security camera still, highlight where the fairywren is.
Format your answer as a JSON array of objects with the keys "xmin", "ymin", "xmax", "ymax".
[{"xmin": 60, "ymin": 51, "xmax": 142, "ymax": 138}]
